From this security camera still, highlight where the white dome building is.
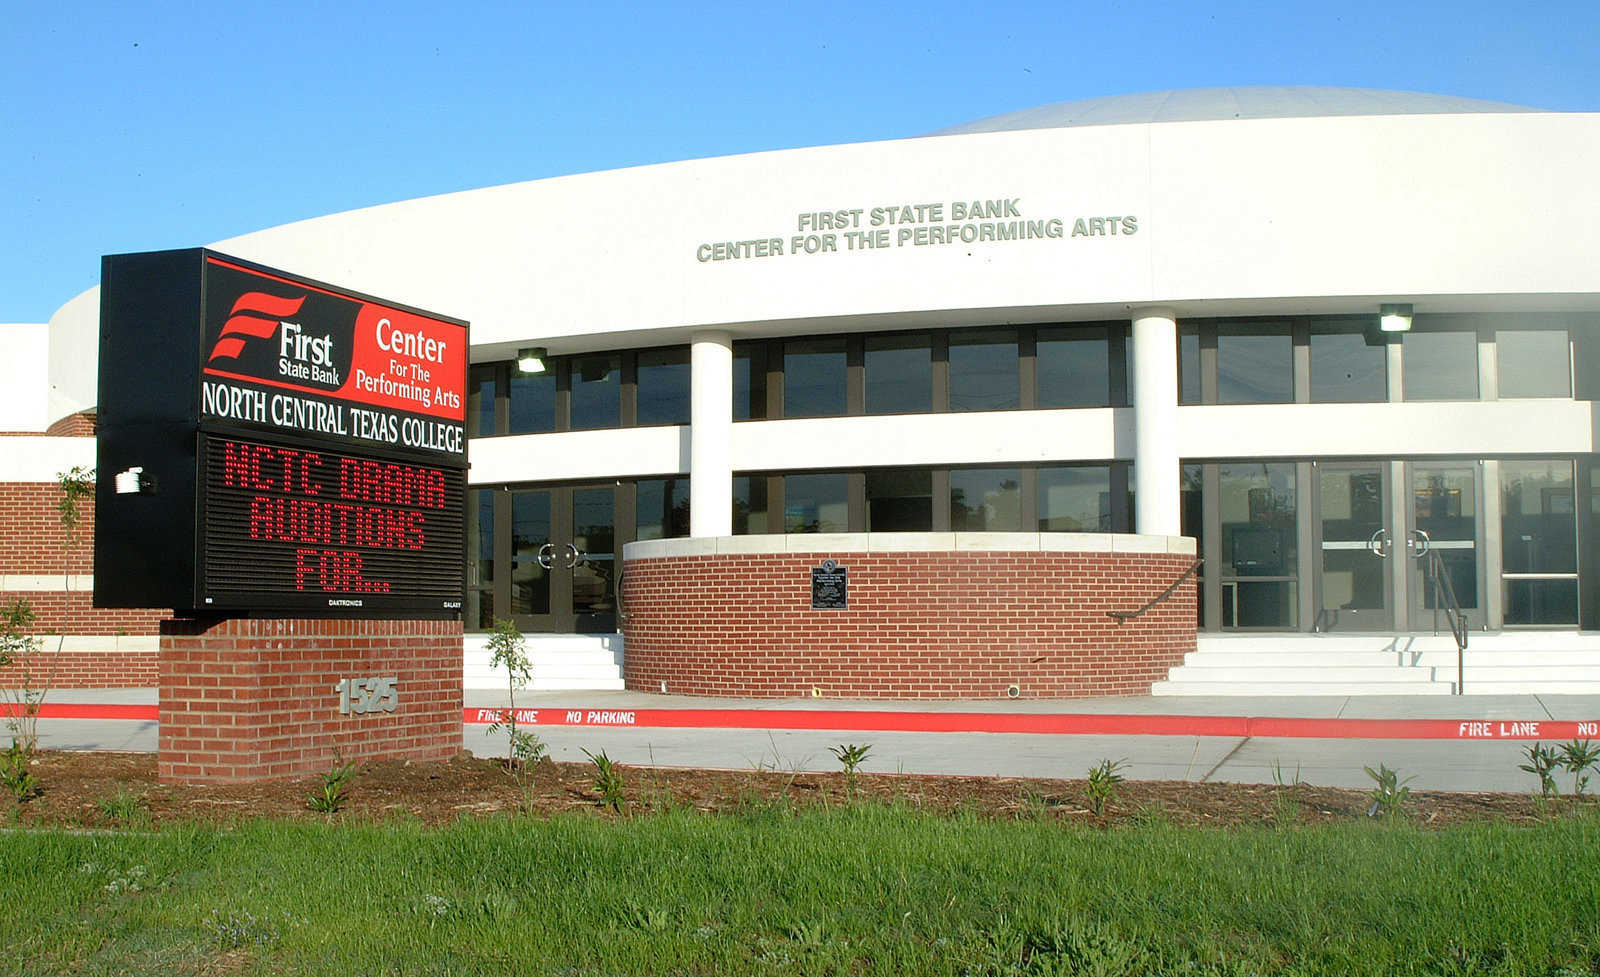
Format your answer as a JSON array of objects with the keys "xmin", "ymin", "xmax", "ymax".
[{"xmin": 14, "ymin": 86, "xmax": 1600, "ymax": 695}]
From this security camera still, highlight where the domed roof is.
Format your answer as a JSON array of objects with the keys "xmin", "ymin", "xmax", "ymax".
[{"xmin": 928, "ymin": 86, "xmax": 1543, "ymax": 136}]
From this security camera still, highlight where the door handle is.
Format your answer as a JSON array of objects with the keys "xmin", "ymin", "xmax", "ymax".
[
  {"xmin": 1367, "ymin": 528, "xmax": 1391, "ymax": 558},
  {"xmin": 1409, "ymin": 529, "xmax": 1431, "ymax": 557},
  {"xmin": 564, "ymin": 543, "xmax": 582, "ymax": 569},
  {"xmin": 537, "ymin": 542, "xmax": 555, "ymax": 569}
]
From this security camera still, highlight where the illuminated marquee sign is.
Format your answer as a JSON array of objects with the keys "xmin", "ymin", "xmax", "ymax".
[
  {"xmin": 199, "ymin": 435, "xmax": 465, "ymax": 612},
  {"xmin": 95, "ymin": 248, "xmax": 468, "ymax": 617}
]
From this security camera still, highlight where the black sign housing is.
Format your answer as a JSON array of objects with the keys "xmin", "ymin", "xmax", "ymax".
[{"xmin": 94, "ymin": 248, "xmax": 469, "ymax": 617}]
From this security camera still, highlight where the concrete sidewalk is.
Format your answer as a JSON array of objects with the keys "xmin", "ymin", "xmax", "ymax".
[{"xmin": 20, "ymin": 687, "xmax": 1600, "ymax": 792}]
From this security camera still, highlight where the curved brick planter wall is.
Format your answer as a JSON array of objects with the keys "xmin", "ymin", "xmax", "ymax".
[{"xmin": 621, "ymin": 533, "xmax": 1197, "ymax": 699}]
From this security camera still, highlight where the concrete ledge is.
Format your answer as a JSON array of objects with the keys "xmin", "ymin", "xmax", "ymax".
[{"xmin": 624, "ymin": 531, "xmax": 1195, "ymax": 560}]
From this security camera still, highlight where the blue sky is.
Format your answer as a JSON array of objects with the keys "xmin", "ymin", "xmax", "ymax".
[{"xmin": 4, "ymin": 0, "xmax": 1596, "ymax": 322}]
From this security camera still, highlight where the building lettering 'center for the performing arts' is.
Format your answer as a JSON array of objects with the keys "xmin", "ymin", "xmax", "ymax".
[{"xmin": 696, "ymin": 197, "xmax": 1139, "ymax": 262}]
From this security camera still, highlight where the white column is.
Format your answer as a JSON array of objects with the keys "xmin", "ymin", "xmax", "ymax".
[
  {"xmin": 689, "ymin": 331, "xmax": 733, "ymax": 537},
  {"xmin": 1132, "ymin": 308, "xmax": 1181, "ymax": 536}
]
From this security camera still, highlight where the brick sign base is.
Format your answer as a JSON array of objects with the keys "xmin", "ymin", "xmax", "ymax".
[
  {"xmin": 621, "ymin": 533, "xmax": 1197, "ymax": 699},
  {"xmin": 158, "ymin": 617, "xmax": 463, "ymax": 784}
]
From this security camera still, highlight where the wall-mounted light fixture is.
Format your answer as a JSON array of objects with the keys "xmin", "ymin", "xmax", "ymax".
[
  {"xmin": 1379, "ymin": 303, "xmax": 1414, "ymax": 333},
  {"xmin": 517, "ymin": 346, "xmax": 548, "ymax": 373}
]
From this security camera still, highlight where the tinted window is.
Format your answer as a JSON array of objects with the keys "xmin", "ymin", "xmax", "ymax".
[
  {"xmin": 1037, "ymin": 466, "xmax": 1112, "ymax": 531},
  {"xmin": 1309, "ymin": 326, "xmax": 1386, "ymax": 403},
  {"xmin": 951, "ymin": 467, "xmax": 1022, "ymax": 531},
  {"xmin": 784, "ymin": 473, "xmax": 849, "ymax": 533},
  {"xmin": 948, "ymin": 329, "xmax": 1019, "ymax": 411},
  {"xmin": 468, "ymin": 367, "xmax": 497, "ymax": 437},
  {"xmin": 1178, "ymin": 327, "xmax": 1201, "ymax": 404},
  {"xmin": 733, "ymin": 343, "xmax": 767, "ymax": 420},
  {"xmin": 1037, "ymin": 326, "xmax": 1110, "ymax": 408},
  {"xmin": 733, "ymin": 475, "xmax": 768, "ymax": 534},
  {"xmin": 508, "ymin": 370, "xmax": 556, "ymax": 434},
  {"xmin": 636, "ymin": 348, "xmax": 690, "ymax": 426},
  {"xmin": 1497, "ymin": 329, "xmax": 1570, "ymax": 398},
  {"xmin": 865, "ymin": 468, "xmax": 932, "ymax": 531},
  {"xmin": 569, "ymin": 354, "xmax": 619, "ymax": 430},
  {"xmin": 635, "ymin": 477, "xmax": 690, "ymax": 540},
  {"xmin": 1403, "ymin": 330, "xmax": 1477, "ymax": 400},
  {"xmin": 1217, "ymin": 324, "xmax": 1293, "ymax": 404},
  {"xmin": 865, "ymin": 334, "xmax": 931, "ymax": 414},
  {"xmin": 784, "ymin": 339, "xmax": 847, "ymax": 417}
]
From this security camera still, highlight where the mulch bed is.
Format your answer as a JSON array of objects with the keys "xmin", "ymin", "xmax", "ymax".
[{"xmin": 3, "ymin": 750, "xmax": 1584, "ymax": 830}]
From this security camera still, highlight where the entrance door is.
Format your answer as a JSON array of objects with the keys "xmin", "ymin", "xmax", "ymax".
[
  {"xmin": 504, "ymin": 484, "xmax": 618, "ymax": 633},
  {"xmin": 1406, "ymin": 464, "xmax": 1481, "ymax": 631},
  {"xmin": 1315, "ymin": 463, "xmax": 1393, "ymax": 631}
]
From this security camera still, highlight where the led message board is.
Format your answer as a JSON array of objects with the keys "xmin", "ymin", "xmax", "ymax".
[{"xmin": 95, "ymin": 248, "xmax": 468, "ymax": 617}]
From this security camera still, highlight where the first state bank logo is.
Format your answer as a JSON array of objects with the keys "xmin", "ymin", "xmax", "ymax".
[{"xmin": 202, "ymin": 264, "xmax": 357, "ymax": 395}]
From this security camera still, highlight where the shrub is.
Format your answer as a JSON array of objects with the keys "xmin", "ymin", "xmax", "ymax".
[
  {"xmin": 1364, "ymin": 763, "xmax": 1415, "ymax": 819},
  {"xmin": 1084, "ymin": 759, "xmax": 1126, "ymax": 818}
]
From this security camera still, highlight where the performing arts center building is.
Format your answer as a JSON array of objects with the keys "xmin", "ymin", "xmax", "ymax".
[{"xmin": 6, "ymin": 86, "xmax": 1600, "ymax": 698}]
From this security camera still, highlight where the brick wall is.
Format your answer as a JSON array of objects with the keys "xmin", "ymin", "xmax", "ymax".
[
  {"xmin": 0, "ymin": 482, "xmax": 95, "ymax": 575},
  {"xmin": 1, "ymin": 479, "xmax": 167, "ymax": 651},
  {"xmin": 158, "ymin": 617, "xmax": 464, "ymax": 783},
  {"xmin": 0, "ymin": 646, "xmax": 157, "ymax": 688},
  {"xmin": 622, "ymin": 551, "xmax": 1196, "ymax": 699}
]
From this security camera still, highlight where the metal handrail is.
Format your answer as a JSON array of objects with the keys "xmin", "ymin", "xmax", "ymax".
[
  {"xmin": 1423, "ymin": 548, "xmax": 1470, "ymax": 694},
  {"xmin": 1107, "ymin": 558, "xmax": 1202, "ymax": 623}
]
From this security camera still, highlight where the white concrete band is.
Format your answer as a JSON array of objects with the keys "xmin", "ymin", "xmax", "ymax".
[
  {"xmin": 1132, "ymin": 309, "xmax": 1181, "ymax": 536},
  {"xmin": 689, "ymin": 331, "xmax": 733, "ymax": 537}
]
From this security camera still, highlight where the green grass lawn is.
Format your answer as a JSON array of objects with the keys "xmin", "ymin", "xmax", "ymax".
[{"xmin": 3, "ymin": 804, "xmax": 1598, "ymax": 975}]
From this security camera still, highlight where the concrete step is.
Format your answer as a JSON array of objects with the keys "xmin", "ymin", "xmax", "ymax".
[
  {"xmin": 1458, "ymin": 681, "xmax": 1600, "ymax": 695},
  {"xmin": 1166, "ymin": 665, "xmax": 1446, "ymax": 684},
  {"xmin": 463, "ymin": 633, "xmax": 624, "ymax": 691},
  {"xmin": 1152, "ymin": 680, "xmax": 1454, "ymax": 696}
]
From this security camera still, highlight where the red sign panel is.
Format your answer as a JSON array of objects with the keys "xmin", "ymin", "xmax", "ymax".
[{"xmin": 199, "ymin": 257, "xmax": 468, "ymax": 459}]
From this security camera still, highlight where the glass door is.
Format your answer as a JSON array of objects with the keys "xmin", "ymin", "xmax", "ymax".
[
  {"xmin": 1406, "ymin": 464, "xmax": 1480, "ymax": 631},
  {"xmin": 568, "ymin": 486, "xmax": 617, "ymax": 633},
  {"xmin": 503, "ymin": 485, "xmax": 618, "ymax": 633},
  {"xmin": 1315, "ymin": 463, "xmax": 1392, "ymax": 631}
]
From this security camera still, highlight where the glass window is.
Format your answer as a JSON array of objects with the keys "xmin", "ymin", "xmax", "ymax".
[
  {"xmin": 734, "ymin": 343, "xmax": 767, "ymax": 420},
  {"xmin": 636, "ymin": 348, "xmax": 691, "ymax": 426},
  {"xmin": 1037, "ymin": 465, "xmax": 1112, "ymax": 531},
  {"xmin": 466, "ymin": 489, "xmax": 495, "ymax": 630},
  {"xmin": 865, "ymin": 334, "xmax": 932, "ymax": 414},
  {"xmin": 865, "ymin": 468, "xmax": 933, "ymax": 531},
  {"xmin": 1037, "ymin": 326, "xmax": 1110, "ymax": 408},
  {"xmin": 1309, "ymin": 325, "xmax": 1386, "ymax": 403},
  {"xmin": 950, "ymin": 467, "xmax": 1022, "ymax": 531},
  {"xmin": 635, "ymin": 477, "xmax": 690, "ymax": 540},
  {"xmin": 1178, "ymin": 326, "xmax": 1201, "ymax": 404},
  {"xmin": 467, "ymin": 367, "xmax": 497, "ymax": 437},
  {"xmin": 784, "ymin": 473, "xmax": 849, "ymax": 533},
  {"xmin": 510, "ymin": 491, "xmax": 552, "ymax": 616},
  {"xmin": 784, "ymin": 339, "xmax": 847, "ymax": 417},
  {"xmin": 1402, "ymin": 329, "xmax": 1477, "ymax": 400},
  {"xmin": 1500, "ymin": 461, "xmax": 1576, "ymax": 575},
  {"xmin": 1500, "ymin": 457, "xmax": 1577, "ymax": 625},
  {"xmin": 1216, "ymin": 323, "xmax": 1293, "ymax": 404},
  {"xmin": 569, "ymin": 354, "xmax": 620, "ymax": 430},
  {"xmin": 733, "ymin": 475, "xmax": 768, "ymax": 534},
  {"xmin": 1181, "ymin": 464, "xmax": 1204, "ymax": 627},
  {"xmin": 508, "ymin": 369, "xmax": 556, "ymax": 434},
  {"xmin": 948, "ymin": 329, "xmax": 1019, "ymax": 411},
  {"xmin": 1218, "ymin": 462, "xmax": 1298, "ymax": 628},
  {"xmin": 1497, "ymin": 329, "xmax": 1570, "ymax": 399}
]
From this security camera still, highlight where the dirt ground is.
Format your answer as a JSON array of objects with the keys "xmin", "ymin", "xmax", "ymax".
[{"xmin": 4, "ymin": 750, "xmax": 1587, "ymax": 830}]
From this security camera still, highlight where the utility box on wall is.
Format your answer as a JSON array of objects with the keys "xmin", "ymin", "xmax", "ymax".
[{"xmin": 94, "ymin": 248, "xmax": 470, "ymax": 617}]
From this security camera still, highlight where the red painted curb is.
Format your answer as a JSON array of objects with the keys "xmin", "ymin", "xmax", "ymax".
[
  {"xmin": 466, "ymin": 707, "xmax": 1600, "ymax": 741},
  {"xmin": 20, "ymin": 703, "xmax": 1600, "ymax": 741}
]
